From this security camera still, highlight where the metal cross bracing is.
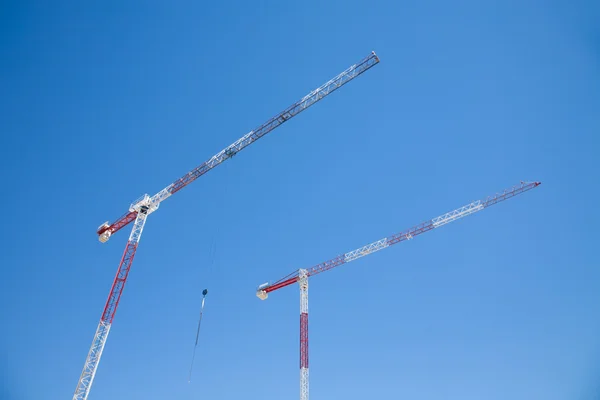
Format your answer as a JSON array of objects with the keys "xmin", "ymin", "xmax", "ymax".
[
  {"xmin": 95, "ymin": 51, "xmax": 380, "ymax": 243},
  {"xmin": 256, "ymin": 181, "xmax": 541, "ymax": 400},
  {"xmin": 72, "ymin": 52, "xmax": 380, "ymax": 400},
  {"xmin": 73, "ymin": 209, "xmax": 148, "ymax": 400},
  {"xmin": 258, "ymin": 181, "xmax": 541, "ymax": 294},
  {"xmin": 299, "ymin": 269, "xmax": 309, "ymax": 400}
]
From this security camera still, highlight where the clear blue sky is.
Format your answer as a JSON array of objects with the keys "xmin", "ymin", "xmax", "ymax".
[{"xmin": 1, "ymin": 1, "xmax": 599, "ymax": 399}]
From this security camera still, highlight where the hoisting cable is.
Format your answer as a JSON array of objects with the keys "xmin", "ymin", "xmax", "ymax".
[
  {"xmin": 188, "ymin": 288, "xmax": 208, "ymax": 383},
  {"xmin": 188, "ymin": 193, "xmax": 220, "ymax": 383},
  {"xmin": 208, "ymin": 229, "xmax": 218, "ymax": 276}
]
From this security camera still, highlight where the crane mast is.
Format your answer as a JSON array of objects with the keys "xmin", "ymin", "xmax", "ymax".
[
  {"xmin": 73, "ymin": 52, "xmax": 380, "ymax": 400},
  {"xmin": 299, "ymin": 269, "xmax": 309, "ymax": 400},
  {"xmin": 256, "ymin": 181, "xmax": 541, "ymax": 400},
  {"xmin": 73, "ymin": 205, "xmax": 150, "ymax": 400}
]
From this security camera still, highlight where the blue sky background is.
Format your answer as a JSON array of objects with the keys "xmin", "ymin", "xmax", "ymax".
[{"xmin": 1, "ymin": 1, "xmax": 599, "ymax": 399}]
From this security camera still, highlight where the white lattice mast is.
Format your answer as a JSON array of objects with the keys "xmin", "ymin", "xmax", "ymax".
[
  {"xmin": 73, "ymin": 199, "xmax": 152, "ymax": 400},
  {"xmin": 299, "ymin": 269, "xmax": 309, "ymax": 400},
  {"xmin": 256, "ymin": 181, "xmax": 541, "ymax": 400},
  {"xmin": 73, "ymin": 52, "xmax": 380, "ymax": 400}
]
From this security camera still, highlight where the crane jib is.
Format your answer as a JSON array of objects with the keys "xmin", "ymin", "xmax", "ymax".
[
  {"xmin": 97, "ymin": 52, "xmax": 380, "ymax": 241},
  {"xmin": 258, "ymin": 181, "xmax": 541, "ymax": 296}
]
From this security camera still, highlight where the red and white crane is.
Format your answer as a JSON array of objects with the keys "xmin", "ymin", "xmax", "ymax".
[
  {"xmin": 73, "ymin": 51, "xmax": 380, "ymax": 400},
  {"xmin": 256, "ymin": 181, "xmax": 541, "ymax": 400}
]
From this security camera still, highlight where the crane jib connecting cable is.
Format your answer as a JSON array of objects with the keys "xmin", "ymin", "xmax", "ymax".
[{"xmin": 188, "ymin": 288, "xmax": 208, "ymax": 383}]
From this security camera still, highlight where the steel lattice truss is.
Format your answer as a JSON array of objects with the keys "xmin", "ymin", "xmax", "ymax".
[
  {"xmin": 96, "ymin": 52, "xmax": 380, "ymax": 243},
  {"xmin": 73, "ymin": 52, "xmax": 380, "ymax": 400},
  {"xmin": 72, "ymin": 321, "xmax": 110, "ymax": 400},
  {"xmin": 256, "ymin": 180, "xmax": 541, "ymax": 400},
  {"xmin": 73, "ymin": 210, "xmax": 148, "ymax": 399},
  {"xmin": 299, "ymin": 269, "xmax": 309, "ymax": 400},
  {"xmin": 257, "ymin": 181, "xmax": 541, "ymax": 295}
]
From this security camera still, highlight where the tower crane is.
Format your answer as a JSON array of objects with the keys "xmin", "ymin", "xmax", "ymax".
[
  {"xmin": 73, "ymin": 51, "xmax": 380, "ymax": 400},
  {"xmin": 256, "ymin": 181, "xmax": 541, "ymax": 400}
]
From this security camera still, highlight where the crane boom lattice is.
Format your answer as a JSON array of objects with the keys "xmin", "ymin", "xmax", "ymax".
[
  {"xmin": 258, "ymin": 181, "xmax": 541, "ymax": 295},
  {"xmin": 73, "ymin": 52, "xmax": 380, "ymax": 400},
  {"xmin": 96, "ymin": 51, "xmax": 380, "ymax": 243},
  {"xmin": 256, "ymin": 180, "xmax": 541, "ymax": 400}
]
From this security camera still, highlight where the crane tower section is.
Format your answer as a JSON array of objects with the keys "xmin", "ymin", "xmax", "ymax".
[{"xmin": 73, "ymin": 208, "xmax": 149, "ymax": 400}]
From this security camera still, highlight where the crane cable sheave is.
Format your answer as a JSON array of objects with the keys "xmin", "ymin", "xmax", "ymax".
[{"xmin": 96, "ymin": 51, "xmax": 380, "ymax": 243}]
